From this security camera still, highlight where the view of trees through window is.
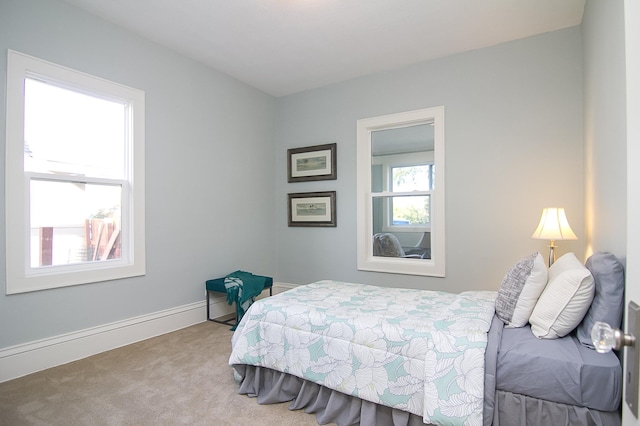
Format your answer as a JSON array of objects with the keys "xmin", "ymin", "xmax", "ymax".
[{"xmin": 391, "ymin": 164, "xmax": 434, "ymax": 226}]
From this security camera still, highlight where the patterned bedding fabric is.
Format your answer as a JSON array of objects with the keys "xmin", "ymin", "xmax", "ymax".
[{"xmin": 229, "ymin": 280, "xmax": 496, "ymax": 426}]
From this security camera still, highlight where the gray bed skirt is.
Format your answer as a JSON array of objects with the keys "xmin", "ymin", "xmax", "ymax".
[
  {"xmin": 493, "ymin": 390, "xmax": 620, "ymax": 426},
  {"xmin": 234, "ymin": 364, "xmax": 621, "ymax": 426},
  {"xmin": 235, "ymin": 364, "xmax": 427, "ymax": 426}
]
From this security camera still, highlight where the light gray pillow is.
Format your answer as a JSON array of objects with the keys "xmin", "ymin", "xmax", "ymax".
[
  {"xmin": 529, "ymin": 253, "xmax": 595, "ymax": 339},
  {"xmin": 577, "ymin": 252, "xmax": 625, "ymax": 349},
  {"xmin": 495, "ymin": 252, "xmax": 548, "ymax": 327}
]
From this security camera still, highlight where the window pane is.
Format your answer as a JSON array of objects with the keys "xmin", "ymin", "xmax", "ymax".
[
  {"xmin": 392, "ymin": 195, "xmax": 430, "ymax": 225},
  {"xmin": 391, "ymin": 165, "xmax": 433, "ymax": 191},
  {"xmin": 24, "ymin": 78, "xmax": 125, "ymax": 178},
  {"xmin": 30, "ymin": 180, "xmax": 122, "ymax": 267}
]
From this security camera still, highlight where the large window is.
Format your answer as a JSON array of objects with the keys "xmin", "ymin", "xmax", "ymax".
[{"xmin": 5, "ymin": 50, "xmax": 145, "ymax": 294}]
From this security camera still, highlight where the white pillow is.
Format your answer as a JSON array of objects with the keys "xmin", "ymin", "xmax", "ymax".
[
  {"xmin": 529, "ymin": 252, "xmax": 595, "ymax": 339},
  {"xmin": 495, "ymin": 252, "xmax": 548, "ymax": 327}
]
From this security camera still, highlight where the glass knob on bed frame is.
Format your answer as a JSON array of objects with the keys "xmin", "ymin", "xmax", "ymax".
[{"xmin": 592, "ymin": 321, "xmax": 636, "ymax": 353}]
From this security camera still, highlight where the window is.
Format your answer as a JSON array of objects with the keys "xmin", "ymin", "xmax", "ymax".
[
  {"xmin": 384, "ymin": 163, "xmax": 434, "ymax": 232},
  {"xmin": 356, "ymin": 107, "xmax": 445, "ymax": 277},
  {"xmin": 5, "ymin": 50, "xmax": 145, "ymax": 294}
]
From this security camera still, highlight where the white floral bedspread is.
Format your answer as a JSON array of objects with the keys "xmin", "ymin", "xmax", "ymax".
[{"xmin": 229, "ymin": 280, "xmax": 496, "ymax": 426}]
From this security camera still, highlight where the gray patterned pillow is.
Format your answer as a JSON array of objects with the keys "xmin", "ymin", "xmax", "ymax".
[{"xmin": 495, "ymin": 252, "xmax": 548, "ymax": 327}]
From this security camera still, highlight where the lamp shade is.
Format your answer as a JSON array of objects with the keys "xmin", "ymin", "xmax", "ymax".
[{"xmin": 531, "ymin": 208, "xmax": 577, "ymax": 241}]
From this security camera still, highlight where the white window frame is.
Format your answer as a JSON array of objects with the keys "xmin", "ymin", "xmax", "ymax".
[
  {"xmin": 5, "ymin": 50, "xmax": 145, "ymax": 294},
  {"xmin": 356, "ymin": 106, "xmax": 445, "ymax": 277}
]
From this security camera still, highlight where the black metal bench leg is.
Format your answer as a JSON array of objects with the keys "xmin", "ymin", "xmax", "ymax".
[
  {"xmin": 206, "ymin": 290, "xmax": 235, "ymax": 324},
  {"xmin": 207, "ymin": 290, "xmax": 211, "ymax": 321}
]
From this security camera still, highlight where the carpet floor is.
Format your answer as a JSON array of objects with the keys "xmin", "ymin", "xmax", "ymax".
[{"xmin": 0, "ymin": 321, "xmax": 326, "ymax": 426}]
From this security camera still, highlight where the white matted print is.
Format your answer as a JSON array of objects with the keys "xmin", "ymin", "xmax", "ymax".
[
  {"xmin": 288, "ymin": 191, "xmax": 336, "ymax": 227},
  {"xmin": 287, "ymin": 143, "xmax": 336, "ymax": 182}
]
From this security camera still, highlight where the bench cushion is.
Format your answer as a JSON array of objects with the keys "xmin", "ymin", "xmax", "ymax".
[{"xmin": 206, "ymin": 275, "xmax": 273, "ymax": 293}]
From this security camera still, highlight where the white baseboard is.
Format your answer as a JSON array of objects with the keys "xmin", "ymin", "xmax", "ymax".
[
  {"xmin": 0, "ymin": 301, "xmax": 207, "ymax": 383},
  {"xmin": 273, "ymin": 282, "xmax": 299, "ymax": 293},
  {"xmin": 0, "ymin": 281, "xmax": 300, "ymax": 383}
]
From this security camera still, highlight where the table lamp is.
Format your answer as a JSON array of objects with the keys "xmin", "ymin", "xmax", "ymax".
[{"xmin": 531, "ymin": 207, "xmax": 577, "ymax": 266}]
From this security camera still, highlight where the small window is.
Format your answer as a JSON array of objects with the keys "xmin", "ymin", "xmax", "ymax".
[
  {"xmin": 387, "ymin": 164, "xmax": 434, "ymax": 231},
  {"xmin": 5, "ymin": 50, "xmax": 145, "ymax": 294}
]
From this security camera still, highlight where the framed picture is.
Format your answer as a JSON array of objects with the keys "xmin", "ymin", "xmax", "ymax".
[
  {"xmin": 288, "ymin": 191, "xmax": 336, "ymax": 227},
  {"xmin": 287, "ymin": 143, "xmax": 337, "ymax": 182}
]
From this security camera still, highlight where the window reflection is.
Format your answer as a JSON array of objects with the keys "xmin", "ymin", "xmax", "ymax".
[{"xmin": 356, "ymin": 106, "xmax": 445, "ymax": 277}]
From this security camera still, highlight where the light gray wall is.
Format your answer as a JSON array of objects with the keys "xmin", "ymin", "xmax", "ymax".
[
  {"xmin": 0, "ymin": 0, "xmax": 596, "ymax": 349},
  {"xmin": 275, "ymin": 27, "xmax": 585, "ymax": 292},
  {"xmin": 582, "ymin": 0, "xmax": 627, "ymax": 261},
  {"xmin": 0, "ymin": 0, "xmax": 276, "ymax": 348}
]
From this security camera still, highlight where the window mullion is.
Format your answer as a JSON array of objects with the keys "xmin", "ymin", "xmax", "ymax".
[
  {"xmin": 25, "ymin": 171, "xmax": 126, "ymax": 186},
  {"xmin": 372, "ymin": 190, "xmax": 432, "ymax": 197}
]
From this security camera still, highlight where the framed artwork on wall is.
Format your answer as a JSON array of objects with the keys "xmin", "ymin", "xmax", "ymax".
[
  {"xmin": 288, "ymin": 191, "xmax": 336, "ymax": 227},
  {"xmin": 287, "ymin": 143, "xmax": 337, "ymax": 182}
]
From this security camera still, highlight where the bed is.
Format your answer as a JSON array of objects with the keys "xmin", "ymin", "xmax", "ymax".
[{"xmin": 228, "ymin": 252, "xmax": 624, "ymax": 426}]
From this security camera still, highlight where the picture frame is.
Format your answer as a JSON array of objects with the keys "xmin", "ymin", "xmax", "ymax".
[
  {"xmin": 288, "ymin": 191, "xmax": 337, "ymax": 227},
  {"xmin": 287, "ymin": 143, "xmax": 337, "ymax": 183}
]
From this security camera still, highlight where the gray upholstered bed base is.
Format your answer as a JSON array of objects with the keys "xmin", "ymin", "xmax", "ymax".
[{"xmin": 234, "ymin": 364, "xmax": 620, "ymax": 426}]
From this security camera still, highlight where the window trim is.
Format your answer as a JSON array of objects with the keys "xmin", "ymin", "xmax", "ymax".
[
  {"xmin": 5, "ymin": 50, "xmax": 146, "ymax": 294},
  {"xmin": 356, "ymin": 106, "xmax": 445, "ymax": 277}
]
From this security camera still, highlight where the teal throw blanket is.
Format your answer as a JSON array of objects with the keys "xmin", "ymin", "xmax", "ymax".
[{"xmin": 224, "ymin": 270, "xmax": 265, "ymax": 330}]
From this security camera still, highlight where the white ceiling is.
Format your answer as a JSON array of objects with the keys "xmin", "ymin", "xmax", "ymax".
[{"xmin": 63, "ymin": 0, "xmax": 586, "ymax": 97}]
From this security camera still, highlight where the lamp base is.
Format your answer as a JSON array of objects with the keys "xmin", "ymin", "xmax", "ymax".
[{"xmin": 548, "ymin": 241, "xmax": 557, "ymax": 267}]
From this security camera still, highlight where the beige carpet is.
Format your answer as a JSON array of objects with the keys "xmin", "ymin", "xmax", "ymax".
[{"xmin": 0, "ymin": 321, "xmax": 327, "ymax": 426}]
